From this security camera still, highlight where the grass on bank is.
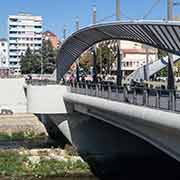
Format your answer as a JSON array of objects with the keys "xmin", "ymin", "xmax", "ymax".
[
  {"xmin": 0, "ymin": 150, "xmax": 90, "ymax": 178},
  {"xmin": 0, "ymin": 131, "xmax": 46, "ymax": 141}
]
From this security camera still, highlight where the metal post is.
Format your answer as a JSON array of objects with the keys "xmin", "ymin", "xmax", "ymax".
[
  {"xmin": 93, "ymin": 5, "xmax": 97, "ymax": 24},
  {"xmin": 167, "ymin": 0, "xmax": 175, "ymax": 90},
  {"xmin": 96, "ymin": 84, "xmax": 99, "ymax": 97},
  {"xmin": 117, "ymin": 45, "xmax": 122, "ymax": 86},
  {"xmin": 75, "ymin": 17, "xmax": 80, "ymax": 82},
  {"xmin": 144, "ymin": 45, "xmax": 149, "ymax": 81},
  {"xmin": 168, "ymin": 0, "xmax": 173, "ymax": 20},
  {"xmin": 169, "ymin": 90, "xmax": 176, "ymax": 111},
  {"xmin": 92, "ymin": 5, "xmax": 97, "ymax": 83},
  {"xmin": 63, "ymin": 25, "xmax": 67, "ymax": 41},
  {"xmin": 85, "ymin": 83, "xmax": 88, "ymax": 95},
  {"xmin": 92, "ymin": 48, "xmax": 97, "ymax": 82},
  {"xmin": 116, "ymin": 0, "xmax": 120, "ymax": 21},
  {"xmin": 155, "ymin": 89, "xmax": 160, "ymax": 108},
  {"xmin": 108, "ymin": 83, "xmax": 112, "ymax": 99},
  {"xmin": 116, "ymin": 0, "xmax": 122, "ymax": 86},
  {"xmin": 133, "ymin": 88, "xmax": 137, "ymax": 104}
]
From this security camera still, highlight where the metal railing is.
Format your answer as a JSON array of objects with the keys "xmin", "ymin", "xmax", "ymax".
[{"xmin": 70, "ymin": 82, "xmax": 180, "ymax": 113}]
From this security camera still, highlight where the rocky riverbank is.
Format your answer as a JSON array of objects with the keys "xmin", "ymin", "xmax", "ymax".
[{"xmin": 0, "ymin": 113, "xmax": 96, "ymax": 179}]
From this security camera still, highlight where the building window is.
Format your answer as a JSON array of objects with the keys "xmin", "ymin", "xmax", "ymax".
[
  {"xmin": 10, "ymin": 25, "xmax": 17, "ymax": 28},
  {"xmin": 34, "ymin": 38, "xmax": 41, "ymax": 41},
  {"xmin": 34, "ymin": 26, "xmax": 42, "ymax": 29},
  {"xmin": 9, "ymin": 37, "xmax": 17, "ymax": 40},
  {"xmin": 10, "ymin": 62, "xmax": 17, "ymax": 65},
  {"xmin": 35, "ymin": 44, "xmax": 41, "ymax": 47},
  {"xmin": 10, "ymin": 49, "xmax": 17, "ymax": 52},
  {"xmin": 10, "ymin": 31, "xmax": 17, "ymax": 34},
  {"xmin": 9, "ymin": 18, "xmax": 18, "ymax": 22}
]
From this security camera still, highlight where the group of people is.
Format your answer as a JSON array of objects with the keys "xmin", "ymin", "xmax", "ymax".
[{"xmin": 67, "ymin": 73, "xmax": 117, "ymax": 85}]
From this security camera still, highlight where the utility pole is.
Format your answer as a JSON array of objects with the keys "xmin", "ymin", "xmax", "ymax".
[
  {"xmin": 40, "ymin": 43, "xmax": 43, "ymax": 79},
  {"xmin": 168, "ymin": 0, "xmax": 173, "ymax": 20},
  {"xmin": 167, "ymin": 0, "xmax": 175, "ymax": 90},
  {"xmin": 116, "ymin": 0, "xmax": 120, "ymax": 21},
  {"xmin": 63, "ymin": 25, "xmax": 67, "ymax": 41},
  {"xmin": 75, "ymin": 17, "xmax": 80, "ymax": 82},
  {"xmin": 93, "ymin": 5, "xmax": 97, "ymax": 24},
  {"xmin": 92, "ymin": 5, "xmax": 97, "ymax": 82},
  {"xmin": 116, "ymin": 0, "xmax": 122, "ymax": 86}
]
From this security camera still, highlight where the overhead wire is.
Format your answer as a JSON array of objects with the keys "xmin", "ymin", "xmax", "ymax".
[
  {"xmin": 142, "ymin": 0, "xmax": 161, "ymax": 19},
  {"xmin": 96, "ymin": 14, "xmax": 116, "ymax": 23}
]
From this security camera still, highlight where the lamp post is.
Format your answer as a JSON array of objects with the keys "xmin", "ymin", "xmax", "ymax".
[{"xmin": 167, "ymin": 0, "xmax": 175, "ymax": 90}]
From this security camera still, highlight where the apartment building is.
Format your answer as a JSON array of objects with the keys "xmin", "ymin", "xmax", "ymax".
[{"xmin": 8, "ymin": 13, "xmax": 43, "ymax": 73}]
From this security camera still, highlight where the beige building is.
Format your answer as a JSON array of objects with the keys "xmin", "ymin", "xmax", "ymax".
[
  {"xmin": 120, "ymin": 41, "xmax": 158, "ymax": 76},
  {"xmin": 43, "ymin": 31, "xmax": 61, "ymax": 49}
]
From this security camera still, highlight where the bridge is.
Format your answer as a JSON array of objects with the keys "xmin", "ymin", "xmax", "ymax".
[{"xmin": 26, "ymin": 21, "xmax": 180, "ymax": 178}]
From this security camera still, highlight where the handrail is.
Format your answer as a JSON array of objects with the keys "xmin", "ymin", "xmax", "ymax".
[{"xmin": 69, "ymin": 82, "xmax": 180, "ymax": 113}]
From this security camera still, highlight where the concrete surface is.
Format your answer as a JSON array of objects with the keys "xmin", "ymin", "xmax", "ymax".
[
  {"xmin": 0, "ymin": 113, "xmax": 47, "ymax": 135},
  {"xmin": 0, "ymin": 78, "xmax": 27, "ymax": 113}
]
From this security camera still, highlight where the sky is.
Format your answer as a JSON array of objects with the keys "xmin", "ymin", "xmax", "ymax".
[{"xmin": 0, "ymin": 0, "xmax": 179, "ymax": 40}]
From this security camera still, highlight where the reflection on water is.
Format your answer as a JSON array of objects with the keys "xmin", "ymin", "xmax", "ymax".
[
  {"xmin": 0, "ymin": 138, "xmax": 59, "ymax": 149},
  {"xmin": 0, "ymin": 176, "xmax": 98, "ymax": 180},
  {"xmin": 41, "ymin": 177, "xmax": 98, "ymax": 180}
]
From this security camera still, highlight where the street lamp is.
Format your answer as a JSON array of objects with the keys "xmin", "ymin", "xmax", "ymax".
[{"xmin": 75, "ymin": 17, "xmax": 80, "ymax": 82}]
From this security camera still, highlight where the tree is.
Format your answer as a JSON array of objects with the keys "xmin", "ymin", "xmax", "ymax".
[
  {"xmin": 79, "ymin": 51, "xmax": 93, "ymax": 72},
  {"xmin": 20, "ymin": 40, "xmax": 57, "ymax": 74},
  {"xmin": 79, "ymin": 43, "xmax": 116, "ymax": 74},
  {"xmin": 20, "ymin": 47, "xmax": 37, "ymax": 74},
  {"xmin": 158, "ymin": 49, "xmax": 168, "ymax": 77},
  {"xmin": 96, "ymin": 44, "xmax": 116, "ymax": 74},
  {"xmin": 175, "ymin": 61, "xmax": 180, "ymax": 77},
  {"xmin": 41, "ymin": 40, "xmax": 57, "ymax": 74}
]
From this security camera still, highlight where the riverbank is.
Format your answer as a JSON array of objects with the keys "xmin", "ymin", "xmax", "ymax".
[
  {"xmin": 0, "ymin": 114, "xmax": 96, "ymax": 179},
  {"xmin": 0, "ymin": 148, "xmax": 92, "ymax": 179}
]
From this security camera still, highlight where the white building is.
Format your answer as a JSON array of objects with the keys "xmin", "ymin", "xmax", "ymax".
[
  {"xmin": 121, "ymin": 41, "xmax": 158, "ymax": 76},
  {"xmin": 8, "ymin": 13, "xmax": 43, "ymax": 73},
  {"xmin": 0, "ymin": 39, "xmax": 9, "ymax": 68},
  {"xmin": 110, "ymin": 41, "xmax": 157, "ymax": 77}
]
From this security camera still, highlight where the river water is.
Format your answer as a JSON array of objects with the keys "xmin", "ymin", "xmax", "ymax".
[{"xmin": 0, "ymin": 138, "xmax": 59, "ymax": 149}]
